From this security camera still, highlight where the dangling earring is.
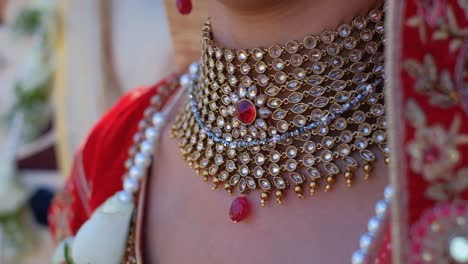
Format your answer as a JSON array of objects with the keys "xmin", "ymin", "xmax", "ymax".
[{"xmin": 176, "ymin": 0, "xmax": 192, "ymax": 15}]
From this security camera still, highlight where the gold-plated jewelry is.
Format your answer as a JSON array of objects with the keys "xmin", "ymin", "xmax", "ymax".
[{"xmin": 172, "ymin": 8, "xmax": 387, "ymax": 220}]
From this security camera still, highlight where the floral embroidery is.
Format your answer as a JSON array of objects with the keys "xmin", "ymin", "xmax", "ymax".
[
  {"xmin": 406, "ymin": 100, "xmax": 468, "ymax": 184},
  {"xmin": 404, "ymin": 55, "xmax": 459, "ymax": 108},
  {"xmin": 410, "ymin": 202, "xmax": 468, "ymax": 263},
  {"xmin": 49, "ymin": 191, "xmax": 74, "ymax": 242}
]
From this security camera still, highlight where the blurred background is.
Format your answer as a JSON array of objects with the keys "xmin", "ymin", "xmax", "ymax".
[{"xmin": 0, "ymin": 0, "xmax": 205, "ymax": 262}]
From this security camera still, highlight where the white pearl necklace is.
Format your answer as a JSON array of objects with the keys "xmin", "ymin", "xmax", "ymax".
[{"xmin": 114, "ymin": 63, "xmax": 392, "ymax": 263}]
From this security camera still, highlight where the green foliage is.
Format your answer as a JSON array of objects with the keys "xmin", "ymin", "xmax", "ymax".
[{"xmin": 12, "ymin": 8, "xmax": 43, "ymax": 36}]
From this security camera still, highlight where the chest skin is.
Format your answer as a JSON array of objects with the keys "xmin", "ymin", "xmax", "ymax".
[{"xmin": 144, "ymin": 103, "xmax": 389, "ymax": 264}]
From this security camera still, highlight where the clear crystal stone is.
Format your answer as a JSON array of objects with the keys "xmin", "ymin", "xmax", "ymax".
[
  {"xmin": 353, "ymin": 111, "xmax": 366, "ymax": 123},
  {"xmin": 290, "ymin": 173, "xmax": 304, "ymax": 184},
  {"xmin": 252, "ymin": 48, "xmax": 263, "ymax": 60},
  {"xmin": 312, "ymin": 97, "xmax": 329, "ymax": 108},
  {"xmin": 320, "ymin": 31, "xmax": 335, "ymax": 43},
  {"xmin": 270, "ymin": 164, "xmax": 281, "ymax": 176},
  {"xmin": 273, "ymin": 177, "xmax": 286, "ymax": 188},
  {"xmin": 294, "ymin": 115, "xmax": 306, "ymax": 127},
  {"xmin": 321, "ymin": 150, "xmax": 333, "ymax": 162},
  {"xmin": 355, "ymin": 137, "xmax": 368, "ymax": 149},
  {"xmin": 303, "ymin": 154, "xmax": 315, "ymax": 167},
  {"xmin": 349, "ymin": 49, "xmax": 363, "ymax": 62},
  {"xmin": 286, "ymin": 159, "xmax": 298, "ymax": 171},
  {"xmin": 343, "ymin": 156, "xmax": 358, "ymax": 168},
  {"xmin": 265, "ymin": 85, "xmax": 280, "ymax": 96},
  {"xmin": 259, "ymin": 179, "xmax": 272, "ymax": 190},
  {"xmin": 360, "ymin": 150, "xmax": 376, "ymax": 161},
  {"xmin": 258, "ymin": 108, "xmax": 272, "ymax": 118},
  {"xmin": 256, "ymin": 94, "xmax": 267, "ymax": 106},
  {"xmin": 338, "ymin": 24, "xmax": 352, "ymax": 37},
  {"xmin": 327, "ymin": 43, "xmax": 340, "ymax": 55},
  {"xmin": 219, "ymin": 171, "xmax": 229, "ymax": 181},
  {"xmin": 288, "ymin": 92, "xmax": 303, "ymax": 103},
  {"xmin": 270, "ymin": 150, "xmax": 281, "ymax": 162},
  {"xmin": 274, "ymin": 71, "xmax": 287, "ymax": 84},
  {"xmin": 224, "ymin": 50, "xmax": 234, "ymax": 61},
  {"xmin": 340, "ymin": 130, "xmax": 353, "ymax": 143},
  {"xmin": 312, "ymin": 62, "xmax": 326, "ymax": 74},
  {"xmin": 331, "ymin": 80, "xmax": 347, "ymax": 91},
  {"xmin": 325, "ymin": 163, "xmax": 340, "ymax": 174},
  {"xmin": 267, "ymin": 99, "xmax": 283, "ymax": 111},
  {"xmin": 329, "ymin": 69, "xmax": 345, "ymax": 80},
  {"xmin": 238, "ymin": 50, "xmax": 248, "ymax": 62},
  {"xmin": 338, "ymin": 144, "xmax": 351, "ymax": 156},
  {"xmin": 228, "ymin": 75, "xmax": 238, "ymax": 86},
  {"xmin": 303, "ymin": 141, "xmax": 316, "ymax": 153},
  {"xmin": 286, "ymin": 81, "xmax": 301, "ymax": 91},
  {"xmin": 290, "ymin": 54, "xmax": 303, "ymax": 66},
  {"xmin": 359, "ymin": 124, "xmax": 372, "ymax": 135},
  {"xmin": 360, "ymin": 29, "xmax": 373, "ymax": 42},
  {"xmin": 226, "ymin": 160, "xmax": 236, "ymax": 172},
  {"xmin": 292, "ymin": 103, "xmax": 308, "ymax": 114},
  {"xmin": 322, "ymin": 136, "xmax": 335, "ymax": 149},
  {"xmin": 303, "ymin": 36, "xmax": 318, "ymax": 49},
  {"xmin": 335, "ymin": 91, "xmax": 351, "ymax": 102},
  {"xmin": 272, "ymin": 58, "xmax": 285, "ymax": 71},
  {"xmin": 255, "ymin": 61, "xmax": 267, "ymax": 73},
  {"xmin": 254, "ymin": 166, "xmax": 264, "ymax": 178},
  {"xmin": 277, "ymin": 120, "xmax": 289, "ymax": 132},
  {"xmin": 293, "ymin": 68, "xmax": 306, "ymax": 80},
  {"xmin": 373, "ymin": 130, "xmax": 386, "ymax": 143},
  {"xmin": 239, "ymin": 165, "xmax": 249, "ymax": 176},
  {"xmin": 246, "ymin": 177, "xmax": 256, "ymax": 189},
  {"xmin": 308, "ymin": 49, "xmax": 322, "ymax": 62},
  {"xmin": 331, "ymin": 56, "xmax": 345, "ymax": 68},
  {"xmin": 273, "ymin": 109, "xmax": 287, "ymax": 120},
  {"xmin": 229, "ymin": 174, "xmax": 240, "ymax": 185},
  {"xmin": 306, "ymin": 167, "xmax": 321, "ymax": 179},
  {"xmin": 240, "ymin": 63, "xmax": 250, "ymax": 74},
  {"xmin": 335, "ymin": 118, "xmax": 348, "ymax": 130},
  {"xmin": 286, "ymin": 146, "xmax": 298, "ymax": 158},
  {"xmin": 255, "ymin": 153, "xmax": 266, "ymax": 165},
  {"xmin": 307, "ymin": 75, "xmax": 324, "ymax": 86},
  {"xmin": 372, "ymin": 104, "xmax": 385, "ymax": 116},
  {"xmin": 285, "ymin": 40, "xmax": 299, "ymax": 53},
  {"xmin": 269, "ymin": 45, "xmax": 282, "ymax": 58}
]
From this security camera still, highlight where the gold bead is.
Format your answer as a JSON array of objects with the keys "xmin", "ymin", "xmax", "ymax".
[
  {"xmin": 212, "ymin": 177, "xmax": 219, "ymax": 183},
  {"xmin": 384, "ymin": 157, "xmax": 390, "ymax": 165},
  {"xmin": 326, "ymin": 176, "xmax": 335, "ymax": 183},
  {"xmin": 203, "ymin": 176, "xmax": 209, "ymax": 181},
  {"xmin": 261, "ymin": 199, "xmax": 266, "ymax": 207},
  {"xmin": 363, "ymin": 163, "xmax": 373, "ymax": 172},
  {"xmin": 294, "ymin": 185, "xmax": 304, "ymax": 198},
  {"xmin": 224, "ymin": 183, "xmax": 230, "ymax": 189},
  {"xmin": 275, "ymin": 190, "xmax": 283, "ymax": 204},
  {"xmin": 261, "ymin": 192, "xmax": 269, "ymax": 199},
  {"xmin": 364, "ymin": 173, "xmax": 370, "ymax": 180},
  {"xmin": 309, "ymin": 181, "xmax": 317, "ymax": 188},
  {"xmin": 346, "ymin": 179, "xmax": 352, "ymax": 187},
  {"xmin": 344, "ymin": 171, "xmax": 353, "ymax": 179},
  {"xmin": 325, "ymin": 184, "xmax": 331, "ymax": 192}
]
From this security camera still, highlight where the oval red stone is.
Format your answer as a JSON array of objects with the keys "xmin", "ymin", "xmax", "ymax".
[
  {"xmin": 235, "ymin": 99, "xmax": 256, "ymax": 125},
  {"xmin": 229, "ymin": 197, "xmax": 250, "ymax": 222},
  {"xmin": 176, "ymin": 0, "xmax": 192, "ymax": 15}
]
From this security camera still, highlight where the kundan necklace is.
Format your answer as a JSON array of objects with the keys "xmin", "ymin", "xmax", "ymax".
[{"xmin": 172, "ymin": 7, "xmax": 388, "ymax": 223}]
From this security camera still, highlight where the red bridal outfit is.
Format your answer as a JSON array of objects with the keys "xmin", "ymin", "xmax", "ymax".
[{"xmin": 48, "ymin": 1, "xmax": 468, "ymax": 263}]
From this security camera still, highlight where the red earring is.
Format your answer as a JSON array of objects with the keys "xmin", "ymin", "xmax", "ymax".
[{"xmin": 176, "ymin": 0, "xmax": 192, "ymax": 15}]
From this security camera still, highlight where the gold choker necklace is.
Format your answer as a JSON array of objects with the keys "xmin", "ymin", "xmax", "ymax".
[{"xmin": 172, "ymin": 8, "xmax": 387, "ymax": 222}]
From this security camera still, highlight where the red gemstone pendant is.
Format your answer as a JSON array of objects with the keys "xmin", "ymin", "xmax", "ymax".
[
  {"xmin": 229, "ymin": 197, "xmax": 250, "ymax": 223},
  {"xmin": 235, "ymin": 99, "xmax": 256, "ymax": 125}
]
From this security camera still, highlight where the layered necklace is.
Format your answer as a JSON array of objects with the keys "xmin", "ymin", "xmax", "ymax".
[{"xmin": 172, "ymin": 7, "xmax": 388, "ymax": 222}]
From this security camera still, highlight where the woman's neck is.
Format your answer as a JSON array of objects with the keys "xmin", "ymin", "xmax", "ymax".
[{"xmin": 208, "ymin": 0, "xmax": 383, "ymax": 49}]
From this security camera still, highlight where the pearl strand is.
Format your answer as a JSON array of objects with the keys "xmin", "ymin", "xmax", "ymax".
[
  {"xmin": 351, "ymin": 185, "xmax": 393, "ymax": 264},
  {"xmin": 117, "ymin": 74, "xmax": 191, "ymax": 204}
]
